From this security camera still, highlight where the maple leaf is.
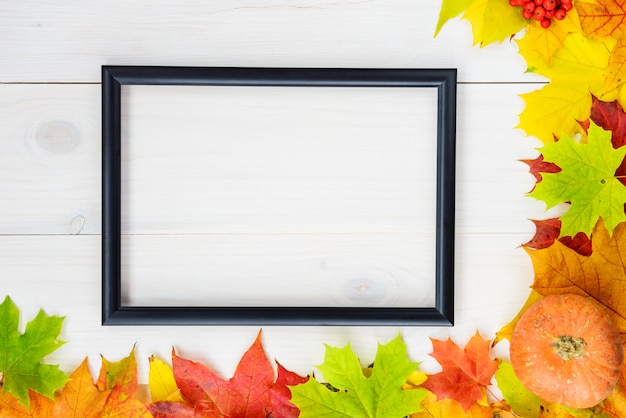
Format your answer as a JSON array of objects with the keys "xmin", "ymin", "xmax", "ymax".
[
  {"xmin": 518, "ymin": 32, "xmax": 610, "ymax": 143},
  {"xmin": 152, "ymin": 330, "xmax": 306, "ymax": 418},
  {"xmin": 517, "ymin": 7, "xmax": 581, "ymax": 64},
  {"xmin": 523, "ymin": 218, "xmax": 593, "ymax": 254},
  {"xmin": 269, "ymin": 362, "xmax": 308, "ymax": 418},
  {"xmin": 462, "ymin": 0, "xmax": 527, "ymax": 46},
  {"xmin": 434, "ymin": 0, "xmax": 474, "ymax": 37},
  {"xmin": 522, "ymin": 155, "xmax": 562, "ymax": 183},
  {"xmin": 97, "ymin": 347, "xmax": 152, "ymax": 417},
  {"xmin": 591, "ymin": 96, "xmax": 626, "ymax": 148},
  {"xmin": 576, "ymin": 0, "xmax": 626, "ymax": 39},
  {"xmin": 0, "ymin": 296, "xmax": 69, "ymax": 409},
  {"xmin": 53, "ymin": 358, "xmax": 111, "ymax": 418},
  {"xmin": 530, "ymin": 121, "xmax": 626, "ymax": 237},
  {"xmin": 289, "ymin": 334, "xmax": 428, "ymax": 418},
  {"xmin": 421, "ymin": 332, "xmax": 499, "ymax": 412},
  {"xmin": 525, "ymin": 218, "xmax": 626, "ymax": 335},
  {"xmin": 0, "ymin": 389, "xmax": 55, "ymax": 417}
]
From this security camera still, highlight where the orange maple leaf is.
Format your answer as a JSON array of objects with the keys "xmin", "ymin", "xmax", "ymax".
[
  {"xmin": 576, "ymin": 0, "xmax": 626, "ymax": 39},
  {"xmin": 52, "ymin": 358, "xmax": 110, "ymax": 417},
  {"xmin": 0, "ymin": 390, "xmax": 54, "ymax": 418},
  {"xmin": 421, "ymin": 332, "xmax": 499, "ymax": 412},
  {"xmin": 525, "ymin": 218, "xmax": 626, "ymax": 336}
]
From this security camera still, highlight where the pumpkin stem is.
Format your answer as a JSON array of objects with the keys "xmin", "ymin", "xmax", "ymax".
[{"xmin": 552, "ymin": 336, "xmax": 587, "ymax": 360}]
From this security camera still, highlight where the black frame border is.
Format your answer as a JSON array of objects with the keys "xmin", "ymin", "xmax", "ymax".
[{"xmin": 102, "ymin": 66, "xmax": 456, "ymax": 326}]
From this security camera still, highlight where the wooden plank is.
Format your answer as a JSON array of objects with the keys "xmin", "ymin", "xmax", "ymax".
[
  {"xmin": 120, "ymin": 233, "xmax": 436, "ymax": 308},
  {"xmin": 0, "ymin": 0, "xmax": 545, "ymax": 83},
  {"xmin": 0, "ymin": 83, "xmax": 550, "ymax": 236},
  {"xmin": 0, "ymin": 232, "xmax": 534, "ymax": 381}
]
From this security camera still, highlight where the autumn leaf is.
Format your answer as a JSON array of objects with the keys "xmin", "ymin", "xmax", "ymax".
[
  {"xmin": 434, "ymin": 0, "xmax": 474, "ymax": 37},
  {"xmin": 530, "ymin": 121, "xmax": 626, "ymax": 237},
  {"xmin": 421, "ymin": 332, "xmax": 499, "ymax": 412},
  {"xmin": 530, "ymin": 123, "xmax": 626, "ymax": 236},
  {"xmin": 522, "ymin": 155, "xmax": 562, "ymax": 184},
  {"xmin": 526, "ymin": 218, "xmax": 626, "ymax": 335},
  {"xmin": 495, "ymin": 361, "xmax": 542, "ymax": 417},
  {"xmin": 269, "ymin": 362, "xmax": 308, "ymax": 418},
  {"xmin": 518, "ymin": 32, "xmax": 611, "ymax": 143},
  {"xmin": 462, "ymin": 0, "xmax": 527, "ymax": 46},
  {"xmin": 148, "ymin": 356, "xmax": 184, "ymax": 404},
  {"xmin": 0, "ymin": 390, "xmax": 55, "ymax": 417},
  {"xmin": 576, "ymin": 0, "xmax": 626, "ymax": 39},
  {"xmin": 152, "ymin": 330, "xmax": 306, "ymax": 418},
  {"xmin": 97, "ymin": 347, "xmax": 152, "ymax": 418},
  {"xmin": 289, "ymin": 334, "xmax": 428, "ymax": 418},
  {"xmin": 0, "ymin": 296, "xmax": 69, "ymax": 409},
  {"xmin": 410, "ymin": 392, "xmax": 516, "ymax": 418},
  {"xmin": 53, "ymin": 358, "xmax": 111, "ymax": 418},
  {"xmin": 517, "ymin": 7, "xmax": 581, "ymax": 64},
  {"xmin": 591, "ymin": 96, "xmax": 626, "ymax": 148}
]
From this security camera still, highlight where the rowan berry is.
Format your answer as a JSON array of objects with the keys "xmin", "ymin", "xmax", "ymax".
[
  {"xmin": 543, "ymin": 0, "xmax": 557, "ymax": 10},
  {"xmin": 534, "ymin": 6, "xmax": 546, "ymax": 20},
  {"xmin": 522, "ymin": 8, "xmax": 534, "ymax": 18},
  {"xmin": 541, "ymin": 18, "xmax": 551, "ymax": 28},
  {"xmin": 554, "ymin": 8, "xmax": 567, "ymax": 19},
  {"xmin": 525, "ymin": 2, "xmax": 536, "ymax": 12}
]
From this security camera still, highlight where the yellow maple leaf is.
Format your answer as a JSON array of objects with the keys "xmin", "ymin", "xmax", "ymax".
[
  {"xmin": 462, "ymin": 0, "xmax": 527, "ymax": 46},
  {"xmin": 517, "ymin": 8, "xmax": 581, "ymax": 65},
  {"xmin": 525, "ymin": 218, "xmax": 626, "ymax": 335},
  {"xmin": 518, "ymin": 32, "xmax": 611, "ymax": 143}
]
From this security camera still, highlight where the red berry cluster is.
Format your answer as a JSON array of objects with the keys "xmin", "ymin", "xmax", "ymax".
[{"xmin": 509, "ymin": 0, "xmax": 573, "ymax": 29}]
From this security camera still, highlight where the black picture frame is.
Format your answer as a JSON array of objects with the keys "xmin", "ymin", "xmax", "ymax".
[{"xmin": 102, "ymin": 66, "xmax": 456, "ymax": 326}]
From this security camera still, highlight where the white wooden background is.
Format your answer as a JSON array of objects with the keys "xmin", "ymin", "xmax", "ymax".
[{"xmin": 1, "ymin": 1, "xmax": 551, "ymax": 383}]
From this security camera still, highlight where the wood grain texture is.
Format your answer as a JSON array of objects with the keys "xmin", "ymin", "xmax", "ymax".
[
  {"xmin": 0, "ymin": 0, "xmax": 543, "ymax": 83},
  {"xmin": 0, "ymin": 0, "xmax": 548, "ymax": 384},
  {"xmin": 0, "ymin": 83, "xmax": 545, "ymax": 235}
]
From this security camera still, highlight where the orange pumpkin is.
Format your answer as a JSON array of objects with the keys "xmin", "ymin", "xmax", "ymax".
[{"xmin": 510, "ymin": 293, "xmax": 624, "ymax": 408}]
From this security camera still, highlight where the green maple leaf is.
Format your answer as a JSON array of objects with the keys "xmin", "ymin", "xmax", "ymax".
[
  {"xmin": 289, "ymin": 335, "xmax": 427, "ymax": 418},
  {"xmin": 530, "ymin": 121, "xmax": 626, "ymax": 237},
  {"xmin": 0, "ymin": 296, "xmax": 69, "ymax": 408}
]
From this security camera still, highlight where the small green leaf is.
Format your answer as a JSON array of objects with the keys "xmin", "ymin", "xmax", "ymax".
[
  {"xmin": 530, "ymin": 122, "xmax": 626, "ymax": 237},
  {"xmin": 0, "ymin": 296, "xmax": 69, "ymax": 408},
  {"xmin": 289, "ymin": 335, "xmax": 428, "ymax": 418},
  {"xmin": 434, "ymin": 0, "xmax": 475, "ymax": 37},
  {"xmin": 495, "ymin": 361, "xmax": 541, "ymax": 418}
]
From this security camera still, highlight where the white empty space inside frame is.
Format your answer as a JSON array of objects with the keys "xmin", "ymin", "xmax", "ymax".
[{"xmin": 120, "ymin": 84, "xmax": 439, "ymax": 308}]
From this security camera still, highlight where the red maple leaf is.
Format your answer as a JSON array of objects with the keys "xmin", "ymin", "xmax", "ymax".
[
  {"xmin": 521, "ymin": 155, "xmax": 561, "ymax": 184},
  {"xmin": 149, "ymin": 330, "xmax": 307, "ymax": 418},
  {"xmin": 590, "ymin": 96, "xmax": 626, "ymax": 186},
  {"xmin": 524, "ymin": 218, "xmax": 593, "ymax": 256},
  {"xmin": 421, "ymin": 332, "xmax": 499, "ymax": 412}
]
